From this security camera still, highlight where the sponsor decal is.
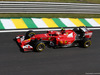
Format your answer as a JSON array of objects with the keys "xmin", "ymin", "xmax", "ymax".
[
  {"xmin": 65, "ymin": 41, "xmax": 67, "ymax": 44},
  {"xmin": 49, "ymin": 37, "xmax": 51, "ymax": 40},
  {"xmin": 67, "ymin": 33, "xmax": 73, "ymax": 37}
]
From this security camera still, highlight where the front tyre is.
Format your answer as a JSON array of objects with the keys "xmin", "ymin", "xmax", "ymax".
[
  {"xmin": 34, "ymin": 42, "xmax": 45, "ymax": 52},
  {"xmin": 25, "ymin": 31, "xmax": 35, "ymax": 39}
]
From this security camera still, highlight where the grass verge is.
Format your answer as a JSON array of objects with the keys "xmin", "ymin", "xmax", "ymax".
[
  {"xmin": 85, "ymin": 0, "xmax": 100, "ymax": 4},
  {"xmin": 0, "ymin": 13, "xmax": 100, "ymax": 18}
]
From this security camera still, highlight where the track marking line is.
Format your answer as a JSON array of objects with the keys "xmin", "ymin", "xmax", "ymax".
[{"xmin": 0, "ymin": 28, "xmax": 100, "ymax": 33}]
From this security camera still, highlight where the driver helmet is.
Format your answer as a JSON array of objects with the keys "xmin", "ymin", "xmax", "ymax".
[{"xmin": 61, "ymin": 27, "xmax": 65, "ymax": 34}]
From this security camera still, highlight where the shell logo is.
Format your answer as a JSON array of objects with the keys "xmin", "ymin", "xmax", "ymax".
[
  {"xmin": 28, "ymin": 38, "xmax": 31, "ymax": 41},
  {"xmin": 60, "ymin": 40, "xmax": 63, "ymax": 44}
]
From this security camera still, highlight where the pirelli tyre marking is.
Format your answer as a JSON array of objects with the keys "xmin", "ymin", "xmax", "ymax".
[
  {"xmin": 36, "ymin": 43, "xmax": 45, "ymax": 52},
  {"xmin": 28, "ymin": 32, "xmax": 35, "ymax": 37},
  {"xmin": 84, "ymin": 40, "xmax": 91, "ymax": 48}
]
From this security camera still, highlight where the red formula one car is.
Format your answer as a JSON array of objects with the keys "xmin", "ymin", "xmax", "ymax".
[{"xmin": 16, "ymin": 27, "xmax": 93, "ymax": 52}]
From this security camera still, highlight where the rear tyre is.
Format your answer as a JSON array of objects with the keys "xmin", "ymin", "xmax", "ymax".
[
  {"xmin": 80, "ymin": 39, "xmax": 91, "ymax": 48},
  {"xmin": 25, "ymin": 31, "xmax": 35, "ymax": 39},
  {"xmin": 34, "ymin": 42, "xmax": 45, "ymax": 52}
]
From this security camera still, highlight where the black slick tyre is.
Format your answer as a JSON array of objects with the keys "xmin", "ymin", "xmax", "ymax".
[
  {"xmin": 25, "ymin": 31, "xmax": 35, "ymax": 39},
  {"xmin": 80, "ymin": 39, "xmax": 91, "ymax": 48},
  {"xmin": 34, "ymin": 42, "xmax": 45, "ymax": 52}
]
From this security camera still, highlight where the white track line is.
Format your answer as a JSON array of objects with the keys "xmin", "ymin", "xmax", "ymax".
[{"xmin": 0, "ymin": 28, "xmax": 100, "ymax": 33}]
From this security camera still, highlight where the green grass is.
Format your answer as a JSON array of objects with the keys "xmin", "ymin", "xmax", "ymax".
[
  {"xmin": 85, "ymin": 0, "xmax": 100, "ymax": 4},
  {"xmin": 0, "ymin": 13, "xmax": 100, "ymax": 18}
]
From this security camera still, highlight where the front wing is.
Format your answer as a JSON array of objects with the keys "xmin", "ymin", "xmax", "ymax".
[{"xmin": 16, "ymin": 35, "xmax": 33, "ymax": 52}]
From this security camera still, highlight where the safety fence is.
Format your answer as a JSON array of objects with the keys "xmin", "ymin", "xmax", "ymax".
[{"xmin": 0, "ymin": 2, "xmax": 100, "ymax": 14}]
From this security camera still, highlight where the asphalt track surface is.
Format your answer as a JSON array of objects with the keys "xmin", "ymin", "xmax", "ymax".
[{"xmin": 0, "ymin": 30, "xmax": 100, "ymax": 75}]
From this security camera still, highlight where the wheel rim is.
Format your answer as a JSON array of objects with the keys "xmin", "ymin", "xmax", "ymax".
[
  {"xmin": 38, "ymin": 44, "xmax": 44, "ymax": 51},
  {"xmin": 86, "ymin": 42, "xmax": 90, "ymax": 47},
  {"xmin": 85, "ymin": 40, "xmax": 91, "ymax": 47},
  {"xmin": 29, "ymin": 33, "xmax": 35, "ymax": 37}
]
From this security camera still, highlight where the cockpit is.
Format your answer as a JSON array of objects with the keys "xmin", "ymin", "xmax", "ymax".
[{"xmin": 47, "ymin": 31, "xmax": 61, "ymax": 36}]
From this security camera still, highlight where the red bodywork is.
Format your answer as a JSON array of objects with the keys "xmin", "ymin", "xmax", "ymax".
[
  {"xmin": 31, "ymin": 30, "xmax": 76, "ymax": 45},
  {"xmin": 16, "ymin": 28, "xmax": 93, "ymax": 52}
]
